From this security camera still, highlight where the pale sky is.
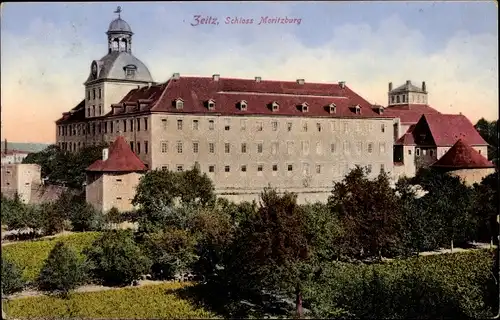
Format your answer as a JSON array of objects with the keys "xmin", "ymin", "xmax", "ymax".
[{"xmin": 1, "ymin": 2, "xmax": 498, "ymax": 143}]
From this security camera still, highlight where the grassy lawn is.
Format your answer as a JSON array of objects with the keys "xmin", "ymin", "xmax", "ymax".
[
  {"xmin": 4, "ymin": 282, "xmax": 217, "ymax": 318},
  {"xmin": 2, "ymin": 232, "xmax": 100, "ymax": 282}
]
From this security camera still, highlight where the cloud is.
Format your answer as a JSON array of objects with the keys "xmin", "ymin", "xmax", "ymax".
[{"xmin": 1, "ymin": 11, "xmax": 497, "ymax": 143}]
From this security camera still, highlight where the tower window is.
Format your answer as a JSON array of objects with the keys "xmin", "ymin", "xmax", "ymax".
[
  {"xmin": 124, "ymin": 64, "xmax": 137, "ymax": 77},
  {"xmin": 99, "ymin": 88, "xmax": 102, "ymax": 99}
]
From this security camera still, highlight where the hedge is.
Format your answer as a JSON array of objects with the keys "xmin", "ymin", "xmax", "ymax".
[
  {"xmin": 1, "ymin": 232, "xmax": 100, "ymax": 282},
  {"xmin": 5, "ymin": 282, "xmax": 217, "ymax": 318}
]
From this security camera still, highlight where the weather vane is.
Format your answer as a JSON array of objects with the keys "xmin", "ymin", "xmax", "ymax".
[{"xmin": 114, "ymin": 6, "xmax": 122, "ymax": 19}]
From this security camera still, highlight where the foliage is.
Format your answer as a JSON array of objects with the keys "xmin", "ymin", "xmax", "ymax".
[
  {"xmin": 473, "ymin": 171, "xmax": 499, "ymax": 243},
  {"xmin": 1, "ymin": 257, "xmax": 25, "ymax": 295},
  {"xmin": 37, "ymin": 242, "xmax": 87, "ymax": 297},
  {"xmin": 132, "ymin": 166, "xmax": 216, "ymax": 221},
  {"xmin": 303, "ymin": 249, "xmax": 495, "ymax": 319},
  {"xmin": 142, "ymin": 227, "xmax": 199, "ymax": 280},
  {"xmin": 23, "ymin": 143, "xmax": 109, "ymax": 190},
  {"xmin": 2, "ymin": 232, "xmax": 100, "ymax": 282},
  {"xmin": 5, "ymin": 282, "xmax": 217, "ymax": 318},
  {"xmin": 328, "ymin": 166, "xmax": 403, "ymax": 260},
  {"xmin": 84, "ymin": 230, "xmax": 151, "ymax": 286},
  {"xmin": 69, "ymin": 201, "xmax": 104, "ymax": 232},
  {"xmin": 475, "ymin": 118, "xmax": 498, "ymax": 162}
]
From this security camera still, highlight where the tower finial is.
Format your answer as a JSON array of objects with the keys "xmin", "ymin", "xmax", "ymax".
[{"xmin": 114, "ymin": 6, "xmax": 122, "ymax": 19}]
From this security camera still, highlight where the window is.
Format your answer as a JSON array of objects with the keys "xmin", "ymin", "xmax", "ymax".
[
  {"xmin": 241, "ymin": 143, "xmax": 247, "ymax": 153},
  {"xmin": 209, "ymin": 143, "xmax": 215, "ymax": 153},
  {"xmin": 241, "ymin": 119, "xmax": 247, "ymax": 131},
  {"xmin": 272, "ymin": 164, "xmax": 278, "ymax": 172},
  {"xmin": 331, "ymin": 143, "xmax": 336, "ymax": 153},
  {"xmin": 271, "ymin": 142, "xmax": 278, "ymax": 155},
  {"xmin": 177, "ymin": 141, "xmax": 183, "ymax": 153},
  {"xmin": 380, "ymin": 164, "xmax": 385, "ymax": 172},
  {"xmin": 162, "ymin": 118, "xmax": 167, "ymax": 129},
  {"xmin": 98, "ymin": 105, "xmax": 102, "ymax": 115},
  {"xmin": 303, "ymin": 163, "xmax": 310, "ymax": 175},
  {"xmin": 408, "ymin": 149, "xmax": 412, "ymax": 155},
  {"xmin": 402, "ymin": 95, "xmax": 406, "ymax": 103},
  {"xmin": 257, "ymin": 164, "xmax": 263, "ymax": 172},
  {"xmin": 225, "ymin": 166, "xmax": 230, "ymax": 172},
  {"xmin": 316, "ymin": 142, "xmax": 322, "ymax": 154},
  {"xmin": 287, "ymin": 122, "xmax": 292, "ymax": 132},
  {"xmin": 177, "ymin": 165, "xmax": 184, "ymax": 172},
  {"xmin": 177, "ymin": 119, "xmax": 183, "ymax": 130},
  {"xmin": 367, "ymin": 143, "xmax": 373, "ymax": 154},
  {"xmin": 397, "ymin": 96, "xmax": 400, "ymax": 103},
  {"xmin": 176, "ymin": 100, "xmax": 184, "ymax": 109},
  {"xmin": 316, "ymin": 165, "xmax": 321, "ymax": 174},
  {"xmin": 225, "ymin": 143, "xmax": 230, "ymax": 153},
  {"xmin": 137, "ymin": 142, "xmax": 141, "ymax": 154},
  {"xmin": 257, "ymin": 121, "xmax": 263, "ymax": 131},
  {"xmin": 87, "ymin": 90, "xmax": 90, "ymax": 101},
  {"xmin": 209, "ymin": 120, "xmax": 215, "ymax": 130},
  {"xmin": 272, "ymin": 121, "xmax": 278, "ymax": 131},
  {"xmin": 98, "ymin": 88, "xmax": 102, "ymax": 99},
  {"xmin": 257, "ymin": 143, "xmax": 263, "ymax": 153},
  {"xmin": 302, "ymin": 141, "xmax": 310, "ymax": 155},
  {"xmin": 92, "ymin": 105, "xmax": 95, "ymax": 116},
  {"xmin": 193, "ymin": 120, "xmax": 199, "ymax": 130},
  {"xmin": 123, "ymin": 120, "xmax": 127, "ymax": 132},
  {"xmin": 381, "ymin": 124, "xmax": 385, "ymax": 133},
  {"xmin": 208, "ymin": 100, "xmax": 215, "ymax": 110},
  {"xmin": 423, "ymin": 149, "xmax": 427, "ymax": 156},
  {"xmin": 391, "ymin": 96, "xmax": 395, "ymax": 103},
  {"xmin": 241, "ymin": 165, "xmax": 247, "ymax": 172},
  {"xmin": 93, "ymin": 88, "xmax": 96, "ymax": 100},
  {"xmin": 356, "ymin": 142, "xmax": 362, "ymax": 154},
  {"xmin": 380, "ymin": 143, "xmax": 386, "ymax": 154},
  {"xmin": 136, "ymin": 118, "xmax": 140, "ymax": 131},
  {"xmin": 161, "ymin": 141, "xmax": 168, "ymax": 153},
  {"xmin": 224, "ymin": 119, "xmax": 231, "ymax": 131},
  {"xmin": 416, "ymin": 148, "xmax": 420, "ymax": 156},
  {"xmin": 104, "ymin": 122, "xmax": 108, "ymax": 133},
  {"xmin": 367, "ymin": 164, "xmax": 372, "ymax": 173},
  {"xmin": 145, "ymin": 141, "xmax": 149, "ymax": 154},
  {"xmin": 478, "ymin": 150, "xmax": 482, "ymax": 154},
  {"xmin": 343, "ymin": 141, "xmax": 349, "ymax": 153},
  {"xmin": 144, "ymin": 118, "xmax": 148, "ymax": 131},
  {"xmin": 288, "ymin": 164, "xmax": 293, "ymax": 172},
  {"xmin": 302, "ymin": 121, "xmax": 308, "ymax": 132},
  {"xmin": 430, "ymin": 150, "xmax": 434, "ymax": 157},
  {"xmin": 287, "ymin": 141, "xmax": 294, "ymax": 154},
  {"xmin": 343, "ymin": 122, "xmax": 348, "ymax": 133},
  {"xmin": 193, "ymin": 142, "xmax": 199, "ymax": 153},
  {"xmin": 130, "ymin": 141, "xmax": 134, "ymax": 151},
  {"xmin": 130, "ymin": 119, "xmax": 134, "ymax": 131},
  {"xmin": 316, "ymin": 123, "xmax": 321, "ymax": 132},
  {"xmin": 162, "ymin": 165, "xmax": 169, "ymax": 170},
  {"xmin": 209, "ymin": 165, "xmax": 215, "ymax": 173},
  {"xmin": 356, "ymin": 122, "xmax": 361, "ymax": 132}
]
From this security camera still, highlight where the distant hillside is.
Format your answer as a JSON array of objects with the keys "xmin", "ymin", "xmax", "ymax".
[{"xmin": 2, "ymin": 142, "xmax": 52, "ymax": 153}]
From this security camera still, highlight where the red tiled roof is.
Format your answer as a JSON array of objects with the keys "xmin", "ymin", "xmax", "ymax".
[
  {"xmin": 420, "ymin": 114, "xmax": 488, "ymax": 146},
  {"xmin": 56, "ymin": 100, "xmax": 85, "ymax": 124},
  {"xmin": 431, "ymin": 139, "xmax": 495, "ymax": 169},
  {"xmin": 383, "ymin": 104, "xmax": 441, "ymax": 124},
  {"xmin": 395, "ymin": 132, "xmax": 416, "ymax": 146},
  {"xmin": 108, "ymin": 76, "xmax": 396, "ymax": 119},
  {"xmin": 86, "ymin": 136, "xmax": 147, "ymax": 172}
]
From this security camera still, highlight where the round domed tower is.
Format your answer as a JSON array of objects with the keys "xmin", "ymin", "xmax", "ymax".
[{"xmin": 107, "ymin": 6, "xmax": 133, "ymax": 54}]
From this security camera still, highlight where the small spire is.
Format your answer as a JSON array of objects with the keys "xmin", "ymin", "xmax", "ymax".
[{"xmin": 114, "ymin": 6, "xmax": 122, "ymax": 19}]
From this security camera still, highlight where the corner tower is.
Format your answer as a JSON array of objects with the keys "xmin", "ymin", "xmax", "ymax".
[
  {"xmin": 83, "ymin": 6, "xmax": 154, "ymax": 119},
  {"xmin": 387, "ymin": 80, "xmax": 428, "ymax": 107}
]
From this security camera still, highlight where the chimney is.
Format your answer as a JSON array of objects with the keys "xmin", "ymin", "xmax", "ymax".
[
  {"xmin": 147, "ymin": 82, "xmax": 152, "ymax": 88},
  {"xmin": 388, "ymin": 82, "xmax": 393, "ymax": 91},
  {"xmin": 172, "ymin": 73, "xmax": 180, "ymax": 80},
  {"xmin": 255, "ymin": 76, "xmax": 262, "ymax": 82},
  {"xmin": 406, "ymin": 80, "xmax": 411, "ymax": 85},
  {"xmin": 297, "ymin": 79, "xmax": 305, "ymax": 85},
  {"xmin": 422, "ymin": 81, "xmax": 426, "ymax": 92},
  {"xmin": 102, "ymin": 148, "xmax": 109, "ymax": 161},
  {"xmin": 338, "ymin": 81, "xmax": 346, "ymax": 89},
  {"xmin": 212, "ymin": 74, "xmax": 220, "ymax": 81},
  {"xmin": 4, "ymin": 139, "xmax": 7, "ymax": 154}
]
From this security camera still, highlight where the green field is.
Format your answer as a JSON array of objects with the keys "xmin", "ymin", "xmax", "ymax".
[
  {"xmin": 2, "ymin": 232, "xmax": 100, "ymax": 282},
  {"xmin": 4, "ymin": 282, "xmax": 217, "ymax": 318}
]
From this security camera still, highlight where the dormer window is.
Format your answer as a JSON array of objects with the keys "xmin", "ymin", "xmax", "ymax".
[
  {"xmin": 271, "ymin": 101, "xmax": 279, "ymax": 112},
  {"xmin": 239, "ymin": 100, "xmax": 248, "ymax": 111},
  {"xmin": 378, "ymin": 106, "xmax": 384, "ymax": 114},
  {"xmin": 175, "ymin": 98, "xmax": 184, "ymax": 110},
  {"xmin": 301, "ymin": 103, "xmax": 309, "ymax": 113},
  {"xmin": 351, "ymin": 104, "xmax": 361, "ymax": 114},
  {"xmin": 207, "ymin": 99, "xmax": 216, "ymax": 110},
  {"xmin": 124, "ymin": 64, "xmax": 137, "ymax": 78},
  {"xmin": 328, "ymin": 103, "xmax": 337, "ymax": 114}
]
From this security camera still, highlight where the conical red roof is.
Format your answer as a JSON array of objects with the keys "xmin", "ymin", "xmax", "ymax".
[
  {"xmin": 87, "ymin": 136, "xmax": 147, "ymax": 172},
  {"xmin": 431, "ymin": 139, "xmax": 495, "ymax": 169}
]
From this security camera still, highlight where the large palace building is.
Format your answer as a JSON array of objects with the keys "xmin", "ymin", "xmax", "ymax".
[{"xmin": 54, "ymin": 9, "xmax": 492, "ymax": 209}]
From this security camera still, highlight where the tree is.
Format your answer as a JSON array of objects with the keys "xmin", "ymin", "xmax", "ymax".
[
  {"xmin": 225, "ymin": 188, "xmax": 312, "ymax": 317},
  {"xmin": 69, "ymin": 201, "xmax": 104, "ymax": 232},
  {"xmin": 1, "ymin": 257, "xmax": 24, "ymax": 295},
  {"xmin": 37, "ymin": 242, "xmax": 86, "ymax": 298},
  {"xmin": 327, "ymin": 166, "xmax": 402, "ymax": 260},
  {"xmin": 85, "ymin": 230, "xmax": 151, "ymax": 286},
  {"xmin": 475, "ymin": 118, "xmax": 498, "ymax": 162},
  {"xmin": 473, "ymin": 172, "xmax": 499, "ymax": 244}
]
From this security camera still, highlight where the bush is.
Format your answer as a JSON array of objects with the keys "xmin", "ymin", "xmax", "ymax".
[
  {"xmin": 85, "ymin": 230, "xmax": 151, "ymax": 286},
  {"xmin": 1, "ymin": 257, "xmax": 25, "ymax": 295},
  {"xmin": 70, "ymin": 202, "xmax": 104, "ymax": 232},
  {"xmin": 37, "ymin": 242, "xmax": 87, "ymax": 297},
  {"xmin": 2, "ymin": 232, "xmax": 100, "ymax": 282}
]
